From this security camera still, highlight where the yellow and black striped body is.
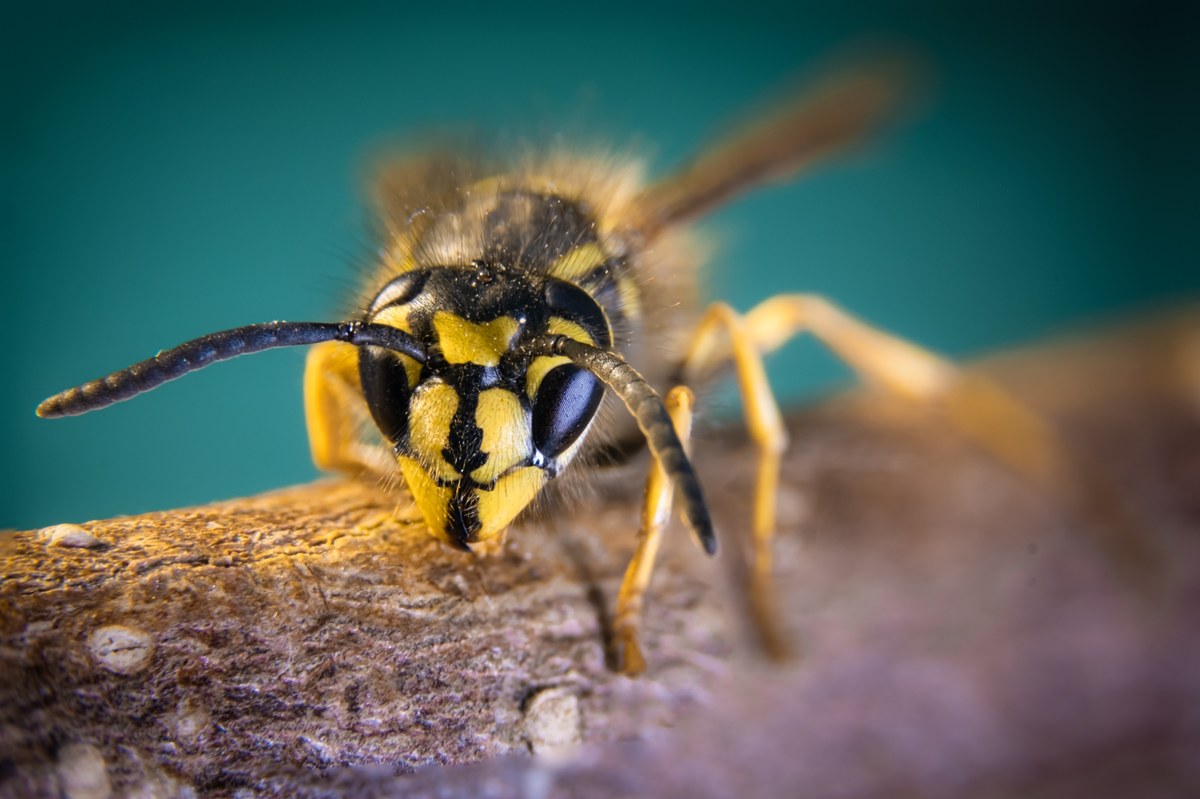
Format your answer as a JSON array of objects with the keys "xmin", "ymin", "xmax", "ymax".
[{"xmin": 358, "ymin": 166, "xmax": 696, "ymax": 549}]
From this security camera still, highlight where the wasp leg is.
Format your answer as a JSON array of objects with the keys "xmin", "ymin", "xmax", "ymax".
[
  {"xmin": 731, "ymin": 294, "xmax": 1093, "ymax": 502},
  {"xmin": 685, "ymin": 294, "xmax": 1091, "ymax": 493},
  {"xmin": 614, "ymin": 385, "xmax": 695, "ymax": 674},
  {"xmin": 686, "ymin": 294, "xmax": 1157, "ymax": 652},
  {"xmin": 680, "ymin": 302, "xmax": 792, "ymax": 658},
  {"xmin": 304, "ymin": 341, "xmax": 396, "ymax": 481}
]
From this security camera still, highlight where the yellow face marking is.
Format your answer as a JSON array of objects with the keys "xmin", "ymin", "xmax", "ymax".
[
  {"xmin": 369, "ymin": 306, "xmax": 422, "ymax": 387},
  {"xmin": 472, "ymin": 389, "xmax": 531, "ymax": 485},
  {"xmin": 475, "ymin": 467, "xmax": 547, "ymax": 538},
  {"xmin": 547, "ymin": 317, "xmax": 596, "ymax": 347},
  {"xmin": 433, "ymin": 312, "xmax": 520, "ymax": 366},
  {"xmin": 397, "ymin": 354, "xmax": 422, "ymax": 389},
  {"xmin": 407, "ymin": 382, "xmax": 460, "ymax": 481},
  {"xmin": 371, "ymin": 305, "xmax": 413, "ymax": 332},
  {"xmin": 525, "ymin": 355, "xmax": 572, "ymax": 400},
  {"xmin": 548, "ymin": 242, "xmax": 608, "ymax": 283},
  {"xmin": 397, "ymin": 455, "xmax": 454, "ymax": 545}
]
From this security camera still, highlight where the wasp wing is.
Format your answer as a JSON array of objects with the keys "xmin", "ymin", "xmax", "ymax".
[{"xmin": 632, "ymin": 54, "xmax": 919, "ymax": 238}]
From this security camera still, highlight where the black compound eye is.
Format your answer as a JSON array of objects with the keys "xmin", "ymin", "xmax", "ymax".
[
  {"xmin": 369, "ymin": 271, "xmax": 429, "ymax": 314},
  {"xmin": 544, "ymin": 279, "xmax": 612, "ymax": 348},
  {"xmin": 532, "ymin": 364, "xmax": 603, "ymax": 459},
  {"xmin": 358, "ymin": 346, "xmax": 415, "ymax": 444}
]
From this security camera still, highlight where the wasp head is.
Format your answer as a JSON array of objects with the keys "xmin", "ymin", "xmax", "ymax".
[{"xmin": 358, "ymin": 266, "xmax": 611, "ymax": 550}]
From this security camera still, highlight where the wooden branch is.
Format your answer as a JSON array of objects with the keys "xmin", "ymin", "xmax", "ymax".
[{"xmin": 3, "ymin": 309, "xmax": 1199, "ymax": 798}]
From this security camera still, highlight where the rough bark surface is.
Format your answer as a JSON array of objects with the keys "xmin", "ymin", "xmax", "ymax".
[{"xmin": 3, "ymin": 310, "xmax": 1199, "ymax": 798}]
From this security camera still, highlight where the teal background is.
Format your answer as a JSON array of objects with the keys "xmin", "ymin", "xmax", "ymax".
[{"xmin": 4, "ymin": 1, "xmax": 1196, "ymax": 530}]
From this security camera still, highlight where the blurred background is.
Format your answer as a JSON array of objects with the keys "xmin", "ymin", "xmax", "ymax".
[{"xmin": 4, "ymin": 1, "xmax": 1196, "ymax": 530}]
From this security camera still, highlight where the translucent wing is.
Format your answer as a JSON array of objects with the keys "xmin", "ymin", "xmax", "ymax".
[{"xmin": 632, "ymin": 54, "xmax": 918, "ymax": 239}]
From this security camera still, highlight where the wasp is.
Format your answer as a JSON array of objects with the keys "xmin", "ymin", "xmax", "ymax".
[{"xmin": 38, "ymin": 57, "xmax": 1082, "ymax": 672}]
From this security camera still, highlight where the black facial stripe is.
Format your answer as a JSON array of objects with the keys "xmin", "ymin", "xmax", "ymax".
[
  {"xmin": 417, "ymin": 361, "xmax": 527, "ymax": 481},
  {"xmin": 441, "ymin": 370, "xmax": 486, "ymax": 477},
  {"xmin": 445, "ymin": 483, "xmax": 481, "ymax": 549}
]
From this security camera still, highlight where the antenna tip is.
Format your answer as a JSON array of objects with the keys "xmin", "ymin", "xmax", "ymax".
[
  {"xmin": 35, "ymin": 398, "xmax": 58, "ymax": 418},
  {"xmin": 691, "ymin": 513, "xmax": 718, "ymax": 556}
]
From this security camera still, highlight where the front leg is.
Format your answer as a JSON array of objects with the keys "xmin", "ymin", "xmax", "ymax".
[
  {"xmin": 613, "ymin": 386, "xmax": 696, "ymax": 674},
  {"xmin": 304, "ymin": 341, "xmax": 397, "ymax": 482}
]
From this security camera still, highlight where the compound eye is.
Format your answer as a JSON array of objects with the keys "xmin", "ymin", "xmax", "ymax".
[
  {"xmin": 358, "ymin": 346, "xmax": 415, "ymax": 444},
  {"xmin": 369, "ymin": 270, "xmax": 429, "ymax": 314},
  {"xmin": 531, "ymin": 364, "xmax": 603, "ymax": 459},
  {"xmin": 544, "ymin": 279, "xmax": 612, "ymax": 348}
]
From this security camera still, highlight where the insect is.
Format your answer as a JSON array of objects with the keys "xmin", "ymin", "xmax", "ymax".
[{"xmin": 37, "ymin": 56, "xmax": 1078, "ymax": 672}]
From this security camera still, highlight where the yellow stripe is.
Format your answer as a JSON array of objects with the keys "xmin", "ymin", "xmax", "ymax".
[
  {"xmin": 433, "ymin": 312, "xmax": 520, "ymax": 366},
  {"xmin": 525, "ymin": 319, "xmax": 597, "ymax": 399},
  {"xmin": 475, "ymin": 467, "xmax": 546, "ymax": 537},
  {"xmin": 369, "ymin": 307, "xmax": 421, "ymax": 386},
  {"xmin": 472, "ymin": 389, "xmax": 531, "ymax": 484},
  {"xmin": 525, "ymin": 355, "xmax": 572, "ymax": 399},
  {"xmin": 398, "ymin": 455, "xmax": 453, "ymax": 544},
  {"xmin": 371, "ymin": 305, "xmax": 413, "ymax": 332},
  {"xmin": 547, "ymin": 317, "xmax": 595, "ymax": 347},
  {"xmin": 548, "ymin": 242, "xmax": 608, "ymax": 283},
  {"xmin": 407, "ymin": 382, "xmax": 460, "ymax": 480}
]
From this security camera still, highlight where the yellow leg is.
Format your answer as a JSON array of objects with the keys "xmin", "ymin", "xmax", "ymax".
[
  {"xmin": 685, "ymin": 294, "xmax": 1087, "ymax": 510},
  {"xmin": 730, "ymin": 293, "xmax": 1134, "ymax": 530},
  {"xmin": 304, "ymin": 341, "xmax": 396, "ymax": 481},
  {"xmin": 737, "ymin": 295, "xmax": 1072, "ymax": 491},
  {"xmin": 614, "ymin": 386, "xmax": 695, "ymax": 674},
  {"xmin": 685, "ymin": 294, "xmax": 1157, "ymax": 641},
  {"xmin": 682, "ymin": 303, "xmax": 792, "ymax": 658}
]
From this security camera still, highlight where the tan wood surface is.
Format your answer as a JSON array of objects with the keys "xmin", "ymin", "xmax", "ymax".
[{"xmin": 4, "ymin": 309, "xmax": 1198, "ymax": 798}]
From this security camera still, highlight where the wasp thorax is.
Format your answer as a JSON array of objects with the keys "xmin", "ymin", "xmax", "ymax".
[{"xmin": 357, "ymin": 267, "xmax": 610, "ymax": 549}]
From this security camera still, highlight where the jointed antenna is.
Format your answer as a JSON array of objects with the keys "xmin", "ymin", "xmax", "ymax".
[
  {"xmin": 527, "ymin": 334, "xmax": 717, "ymax": 556},
  {"xmin": 36, "ymin": 321, "xmax": 425, "ymax": 419},
  {"xmin": 38, "ymin": 322, "xmax": 715, "ymax": 557}
]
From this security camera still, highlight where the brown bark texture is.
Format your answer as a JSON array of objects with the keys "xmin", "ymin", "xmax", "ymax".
[{"xmin": 3, "ymin": 309, "xmax": 1199, "ymax": 799}]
